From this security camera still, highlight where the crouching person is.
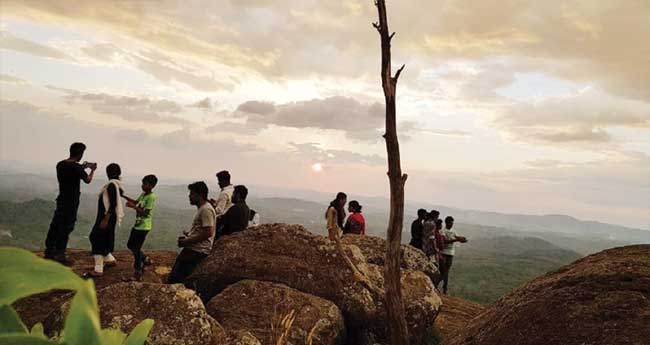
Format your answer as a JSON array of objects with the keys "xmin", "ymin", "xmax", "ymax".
[{"xmin": 168, "ymin": 181, "xmax": 216, "ymax": 284}]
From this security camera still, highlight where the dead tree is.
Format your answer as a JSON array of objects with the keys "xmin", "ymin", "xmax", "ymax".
[{"xmin": 373, "ymin": 0, "xmax": 410, "ymax": 344}]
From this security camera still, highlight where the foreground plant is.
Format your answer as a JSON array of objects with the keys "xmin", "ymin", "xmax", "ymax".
[{"xmin": 0, "ymin": 247, "xmax": 154, "ymax": 345}]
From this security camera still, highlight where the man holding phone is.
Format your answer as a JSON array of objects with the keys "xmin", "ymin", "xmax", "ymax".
[
  {"xmin": 167, "ymin": 181, "xmax": 217, "ymax": 284},
  {"xmin": 44, "ymin": 142, "xmax": 97, "ymax": 264}
]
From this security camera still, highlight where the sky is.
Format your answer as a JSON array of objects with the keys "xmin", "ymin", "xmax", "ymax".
[{"xmin": 0, "ymin": 0, "xmax": 648, "ymax": 229}]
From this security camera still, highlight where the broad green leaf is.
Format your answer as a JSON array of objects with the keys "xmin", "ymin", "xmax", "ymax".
[
  {"xmin": 0, "ymin": 247, "xmax": 83, "ymax": 305},
  {"xmin": 62, "ymin": 279, "xmax": 101, "ymax": 345},
  {"xmin": 124, "ymin": 319, "xmax": 154, "ymax": 345},
  {"xmin": 0, "ymin": 334, "xmax": 58, "ymax": 345},
  {"xmin": 98, "ymin": 328, "xmax": 126, "ymax": 345},
  {"xmin": 0, "ymin": 304, "xmax": 27, "ymax": 333},
  {"xmin": 30, "ymin": 323, "xmax": 45, "ymax": 338}
]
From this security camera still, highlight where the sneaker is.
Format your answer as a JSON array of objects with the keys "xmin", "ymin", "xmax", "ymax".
[
  {"xmin": 143, "ymin": 256, "xmax": 152, "ymax": 266},
  {"xmin": 104, "ymin": 261, "xmax": 117, "ymax": 268}
]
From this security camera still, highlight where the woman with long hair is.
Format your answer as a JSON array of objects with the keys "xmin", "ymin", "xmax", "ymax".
[
  {"xmin": 325, "ymin": 192, "xmax": 347, "ymax": 240},
  {"xmin": 344, "ymin": 200, "xmax": 366, "ymax": 235}
]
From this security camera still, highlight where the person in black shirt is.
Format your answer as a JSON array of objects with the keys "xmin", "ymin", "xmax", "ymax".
[
  {"xmin": 216, "ymin": 185, "xmax": 250, "ymax": 238},
  {"xmin": 409, "ymin": 208, "xmax": 428, "ymax": 250},
  {"xmin": 44, "ymin": 142, "xmax": 96, "ymax": 264}
]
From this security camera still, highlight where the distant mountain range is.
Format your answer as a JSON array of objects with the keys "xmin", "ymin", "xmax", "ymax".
[{"xmin": 1, "ymin": 171, "xmax": 647, "ymax": 304}]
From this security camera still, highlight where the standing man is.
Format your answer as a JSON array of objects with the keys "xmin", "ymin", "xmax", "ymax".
[
  {"xmin": 45, "ymin": 142, "xmax": 96, "ymax": 264},
  {"xmin": 168, "ymin": 181, "xmax": 217, "ymax": 284},
  {"xmin": 216, "ymin": 185, "xmax": 250, "ymax": 237},
  {"xmin": 439, "ymin": 216, "xmax": 468, "ymax": 294},
  {"xmin": 210, "ymin": 170, "xmax": 234, "ymax": 218},
  {"xmin": 409, "ymin": 209, "xmax": 428, "ymax": 250}
]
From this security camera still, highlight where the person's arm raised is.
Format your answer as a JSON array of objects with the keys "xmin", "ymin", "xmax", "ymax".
[{"xmin": 83, "ymin": 164, "xmax": 96, "ymax": 184}]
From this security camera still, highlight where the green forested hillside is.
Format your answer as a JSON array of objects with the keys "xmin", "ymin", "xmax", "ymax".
[{"xmin": 448, "ymin": 236, "xmax": 582, "ymax": 303}]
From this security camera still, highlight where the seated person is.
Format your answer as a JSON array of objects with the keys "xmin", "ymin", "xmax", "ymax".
[
  {"xmin": 167, "ymin": 181, "xmax": 216, "ymax": 284},
  {"xmin": 217, "ymin": 185, "xmax": 250, "ymax": 237}
]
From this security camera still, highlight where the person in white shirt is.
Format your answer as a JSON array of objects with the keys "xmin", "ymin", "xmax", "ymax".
[
  {"xmin": 440, "ymin": 216, "xmax": 468, "ymax": 294},
  {"xmin": 210, "ymin": 170, "xmax": 234, "ymax": 218}
]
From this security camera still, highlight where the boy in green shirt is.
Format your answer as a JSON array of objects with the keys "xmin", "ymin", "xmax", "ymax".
[{"xmin": 125, "ymin": 174, "xmax": 157, "ymax": 280}]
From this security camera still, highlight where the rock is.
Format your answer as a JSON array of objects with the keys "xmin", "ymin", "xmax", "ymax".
[
  {"xmin": 227, "ymin": 331, "xmax": 262, "ymax": 345},
  {"xmin": 341, "ymin": 234, "xmax": 441, "ymax": 284},
  {"xmin": 45, "ymin": 282, "xmax": 223, "ymax": 345},
  {"xmin": 206, "ymin": 280, "xmax": 345, "ymax": 345},
  {"xmin": 186, "ymin": 223, "xmax": 441, "ymax": 344},
  {"xmin": 14, "ymin": 249, "xmax": 178, "ymax": 328},
  {"xmin": 434, "ymin": 295, "xmax": 485, "ymax": 342},
  {"xmin": 448, "ymin": 245, "xmax": 650, "ymax": 345}
]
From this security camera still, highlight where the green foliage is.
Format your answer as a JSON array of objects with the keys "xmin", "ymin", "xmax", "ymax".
[
  {"xmin": 0, "ymin": 305, "xmax": 27, "ymax": 333},
  {"xmin": 0, "ymin": 247, "xmax": 154, "ymax": 345}
]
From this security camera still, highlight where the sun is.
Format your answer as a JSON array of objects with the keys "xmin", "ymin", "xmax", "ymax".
[{"xmin": 311, "ymin": 163, "xmax": 323, "ymax": 172}]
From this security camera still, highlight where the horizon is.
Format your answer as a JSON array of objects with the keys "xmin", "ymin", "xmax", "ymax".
[
  {"xmin": 1, "ymin": 163, "xmax": 647, "ymax": 232},
  {"xmin": 1, "ymin": 1, "xmax": 648, "ymax": 230}
]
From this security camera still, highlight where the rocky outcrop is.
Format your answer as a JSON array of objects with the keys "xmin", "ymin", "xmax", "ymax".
[
  {"xmin": 434, "ymin": 295, "xmax": 485, "ymax": 343},
  {"xmin": 186, "ymin": 223, "xmax": 441, "ymax": 344},
  {"xmin": 13, "ymin": 249, "xmax": 177, "ymax": 328},
  {"xmin": 206, "ymin": 280, "xmax": 346, "ymax": 345},
  {"xmin": 448, "ymin": 245, "xmax": 650, "ymax": 345},
  {"xmin": 341, "ymin": 234, "xmax": 441, "ymax": 284},
  {"xmin": 45, "ymin": 282, "xmax": 223, "ymax": 345}
]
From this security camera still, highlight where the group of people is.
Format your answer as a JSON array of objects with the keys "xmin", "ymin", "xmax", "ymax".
[
  {"xmin": 44, "ymin": 142, "xmax": 465, "ymax": 292},
  {"xmin": 325, "ymin": 192, "xmax": 366, "ymax": 239},
  {"xmin": 44, "ymin": 143, "xmax": 254, "ymax": 282},
  {"xmin": 409, "ymin": 208, "xmax": 467, "ymax": 294}
]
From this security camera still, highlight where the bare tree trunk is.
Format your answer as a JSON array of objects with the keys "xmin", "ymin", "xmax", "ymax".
[{"xmin": 373, "ymin": 1, "xmax": 409, "ymax": 344}]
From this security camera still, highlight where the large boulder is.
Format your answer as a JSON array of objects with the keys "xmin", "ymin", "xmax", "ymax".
[
  {"xmin": 341, "ymin": 234, "xmax": 441, "ymax": 284},
  {"xmin": 186, "ymin": 223, "xmax": 441, "ymax": 344},
  {"xmin": 45, "ymin": 282, "xmax": 224, "ymax": 345},
  {"xmin": 448, "ymin": 245, "xmax": 650, "ymax": 345},
  {"xmin": 206, "ymin": 279, "xmax": 345, "ymax": 345}
]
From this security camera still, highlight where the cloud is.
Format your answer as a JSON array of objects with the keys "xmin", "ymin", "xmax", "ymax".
[
  {"xmin": 0, "ymin": 74, "xmax": 28, "ymax": 85},
  {"xmin": 492, "ymin": 88, "xmax": 650, "ymax": 146},
  {"xmin": 80, "ymin": 42, "xmax": 236, "ymax": 92},
  {"xmin": 0, "ymin": 30, "xmax": 72, "ymax": 60},
  {"xmin": 192, "ymin": 97, "xmax": 213, "ymax": 110},
  {"xmin": 205, "ymin": 121, "xmax": 268, "ymax": 135},
  {"xmin": 131, "ymin": 50, "xmax": 236, "ymax": 92},
  {"xmin": 55, "ymin": 88, "xmax": 189, "ymax": 125},
  {"xmin": 235, "ymin": 96, "xmax": 388, "ymax": 142},
  {"xmin": 237, "ymin": 101, "xmax": 276, "ymax": 115},
  {"xmin": 289, "ymin": 142, "xmax": 385, "ymax": 166},
  {"xmin": 232, "ymin": 96, "xmax": 424, "ymax": 142},
  {"xmin": 5, "ymin": 0, "xmax": 648, "ymax": 103}
]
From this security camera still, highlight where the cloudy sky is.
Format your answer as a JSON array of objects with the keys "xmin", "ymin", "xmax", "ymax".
[{"xmin": 0, "ymin": 0, "xmax": 648, "ymax": 229}]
